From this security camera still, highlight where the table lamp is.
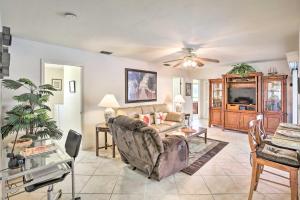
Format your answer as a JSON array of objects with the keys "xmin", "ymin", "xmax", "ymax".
[
  {"xmin": 98, "ymin": 94, "xmax": 120, "ymax": 123},
  {"xmin": 174, "ymin": 94, "xmax": 185, "ymax": 112}
]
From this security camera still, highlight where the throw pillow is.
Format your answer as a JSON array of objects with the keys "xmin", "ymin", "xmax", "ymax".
[
  {"xmin": 165, "ymin": 112, "xmax": 182, "ymax": 122},
  {"xmin": 154, "ymin": 112, "xmax": 168, "ymax": 125},
  {"xmin": 139, "ymin": 114, "xmax": 151, "ymax": 126}
]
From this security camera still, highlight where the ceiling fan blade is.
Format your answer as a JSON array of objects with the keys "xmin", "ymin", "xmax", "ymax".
[
  {"xmin": 197, "ymin": 57, "xmax": 220, "ymax": 63},
  {"xmin": 163, "ymin": 58, "xmax": 184, "ymax": 63},
  {"xmin": 173, "ymin": 61, "xmax": 182, "ymax": 68}
]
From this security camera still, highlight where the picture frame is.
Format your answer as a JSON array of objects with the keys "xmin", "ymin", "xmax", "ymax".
[
  {"xmin": 51, "ymin": 79, "xmax": 62, "ymax": 91},
  {"xmin": 185, "ymin": 83, "xmax": 192, "ymax": 96},
  {"xmin": 125, "ymin": 68, "xmax": 157, "ymax": 103},
  {"xmin": 69, "ymin": 80, "xmax": 76, "ymax": 93}
]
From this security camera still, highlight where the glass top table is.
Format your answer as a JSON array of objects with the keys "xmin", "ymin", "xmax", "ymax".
[{"xmin": 0, "ymin": 139, "xmax": 74, "ymax": 200}]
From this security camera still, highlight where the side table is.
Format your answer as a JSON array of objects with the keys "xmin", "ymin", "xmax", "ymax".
[
  {"xmin": 184, "ymin": 113, "xmax": 191, "ymax": 126},
  {"xmin": 96, "ymin": 123, "xmax": 115, "ymax": 158}
]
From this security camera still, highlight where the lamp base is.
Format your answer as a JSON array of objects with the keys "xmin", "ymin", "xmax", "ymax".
[
  {"xmin": 104, "ymin": 108, "xmax": 115, "ymax": 123},
  {"xmin": 175, "ymin": 103, "xmax": 183, "ymax": 112}
]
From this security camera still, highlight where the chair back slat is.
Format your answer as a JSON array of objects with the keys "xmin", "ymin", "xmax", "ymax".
[
  {"xmin": 248, "ymin": 120, "xmax": 261, "ymax": 152},
  {"xmin": 256, "ymin": 114, "xmax": 267, "ymax": 140}
]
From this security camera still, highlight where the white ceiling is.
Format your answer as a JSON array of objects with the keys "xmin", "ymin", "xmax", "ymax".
[{"xmin": 0, "ymin": 0, "xmax": 299, "ymax": 66}]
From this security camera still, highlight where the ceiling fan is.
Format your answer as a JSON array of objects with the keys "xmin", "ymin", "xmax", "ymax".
[{"xmin": 163, "ymin": 48, "xmax": 220, "ymax": 68}]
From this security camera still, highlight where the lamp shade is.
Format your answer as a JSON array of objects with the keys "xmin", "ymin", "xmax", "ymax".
[
  {"xmin": 98, "ymin": 94, "xmax": 120, "ymax": 108},
  {"xmin": 174, "ymin": 94, "xmax": 185, "ymax": 103}
]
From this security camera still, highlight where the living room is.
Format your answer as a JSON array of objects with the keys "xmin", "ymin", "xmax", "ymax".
[{"xmin": 0, "ymin": 1, "xmax": 300, "ymax": 200}]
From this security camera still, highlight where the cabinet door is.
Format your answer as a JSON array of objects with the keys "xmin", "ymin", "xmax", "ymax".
[
  {"xmin": 264, "ymin": 80, "xmax": 283, "ymax": 112},
  {"xmin": 264, "ymin": 113, "xmax": 282, "ymax": 134},
  {"xmin": 211, "ymin": 109, "xmax": 222, "ymax": 125},
  {"xmin": 240, "ymin": 113, "xmax": 257, "ymax": 131},
  {"xmin": 211, "ymin": 81, "xmax": 222, "ymax": 108},
  {"xmin": 224, "ymin": 111, "xmax": 240, "ymax": 129}
]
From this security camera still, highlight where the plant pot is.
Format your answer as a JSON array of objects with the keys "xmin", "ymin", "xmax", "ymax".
[{"xmin": 7, "ymin": 138, "xmax": 33, "ymax": 153}]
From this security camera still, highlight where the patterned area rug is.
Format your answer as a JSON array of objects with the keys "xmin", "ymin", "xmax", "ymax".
[{"xmin": 181, "ymin": 136, "xmax": 228, "ymax": 175}]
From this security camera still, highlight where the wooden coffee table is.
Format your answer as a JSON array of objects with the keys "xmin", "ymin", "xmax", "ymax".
[{"xmin": 166, "ymin": 126, "xmax": 207, "ymax": 144}]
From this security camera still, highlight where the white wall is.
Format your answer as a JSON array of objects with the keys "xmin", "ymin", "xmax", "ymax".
[
  {"xmin": 44, "ymin": 65, "xmax": 64, "ymax": 105},
  {"xmin": 3, "ymin": 37, "xmax": 189, "ymax": 149},
  {"xmin": 187, "ymin": 60, "xmax": 293, "ymax": 122}
]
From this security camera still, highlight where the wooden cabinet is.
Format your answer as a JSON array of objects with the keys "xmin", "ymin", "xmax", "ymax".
[
  {"xmin": 209, "ymin": 79, "xmax": 223, "ymax": 127},
  {"xmin": 263, "ymin": 75, "xmax": 287, "ymax": 133},
  {"xmin": 224, "ymin": 111, "xmax": 256, "ymax": 131},
  {"xmin": 208, "ymin": 73, "xmax": 287, "ymax": 134}
]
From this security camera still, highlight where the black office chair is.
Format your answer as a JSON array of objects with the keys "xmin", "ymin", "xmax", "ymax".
[{"xmin": 24, "ymin": 130, "xmax": 82, "ymax": 200}]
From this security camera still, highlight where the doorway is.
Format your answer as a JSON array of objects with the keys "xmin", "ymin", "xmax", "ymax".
[
  {"xmin": 41, "ymin": 62, "xmax": 83, "ymax": 146},
  {"xmin": 172, "ymin": 77, "xmax": 183, "ymax": 111},
  {"xmin": 192, "ymin": 79, "xmax": 200, "ymax": 119}
]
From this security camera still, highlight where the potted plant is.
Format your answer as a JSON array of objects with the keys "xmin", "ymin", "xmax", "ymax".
[
  {"xmin": 2, "ymin": 78, "xmax": 63, "ymax": 149},
  {"xmin": 227, "ymin": 63, "xmax": 256, "ymax": 77}
]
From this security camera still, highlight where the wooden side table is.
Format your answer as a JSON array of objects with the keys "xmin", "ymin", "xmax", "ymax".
[
  {"xmin": 184, "ymin": 113, "xmax": 191, "ymax": 126},
  {"xmin": 96, "ymin": 123, "xmax": 115, "ymax": 158}
]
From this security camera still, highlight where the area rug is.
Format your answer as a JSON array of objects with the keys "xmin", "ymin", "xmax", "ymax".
[{"xmin": 181, "ymin": 136, "xmax": 228, "ymax": 175}]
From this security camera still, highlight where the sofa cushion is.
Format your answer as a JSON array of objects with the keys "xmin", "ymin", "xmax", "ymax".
[
  {"xmin": 112, "ymin": 115, "xmax": 147, "ymax": 131},
  {"xmin": 165, "ymin": 112, "xmax": 183, "ymax": 122},
  {"xmin": 142, "ymin": 105, "xmax": 155, "ymax": 114},
  {"xmin": 154, "ymin": 104, "xmax": 169, "ymax": 113},
  {"xmin": 162, "ymin": 121, "xmax": 181, "ymax": 128},
  {"xmin": 150, "ymin": 124, "xmax": 173, "ymax": 133},
  {"xmin": 117, "ymin": 107, "xmax": 142, "ymax": 118}
]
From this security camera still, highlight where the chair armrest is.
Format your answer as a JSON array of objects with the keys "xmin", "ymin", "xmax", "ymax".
[
  {"xmin": 162, "ymin": 135, "xmax": 187, "ymax": 152},
  {"xmin": 151, "ymin": 135, "xmax": 189, "ymax": 180}
]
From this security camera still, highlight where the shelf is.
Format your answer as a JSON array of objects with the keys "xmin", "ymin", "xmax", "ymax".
[{"xmin": 227, "ymin": 81, "xmax": 256, "ymax": 84}]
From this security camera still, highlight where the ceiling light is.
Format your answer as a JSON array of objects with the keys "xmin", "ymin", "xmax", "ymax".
[
  {"xmin": 183, "ymin": 58, "xmax": 197, "ymax": 68},
  {"xmin": 64, "ymin": 12, "xmax": 78, "ymax": 20}
]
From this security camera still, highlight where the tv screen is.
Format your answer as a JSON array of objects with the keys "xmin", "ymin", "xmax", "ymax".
[{"xmin": 228, "ymin": 88, "xmax": 256, "ymax": 104}]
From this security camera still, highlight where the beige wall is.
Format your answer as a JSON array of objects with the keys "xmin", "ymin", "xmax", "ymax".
[
  {"xmin": 3, "ymin": 37, "xmax": 189, "ymax": 149},
  {"xmin": 187, "ymin": 60, "xmax": 293, "ymax": 122}
]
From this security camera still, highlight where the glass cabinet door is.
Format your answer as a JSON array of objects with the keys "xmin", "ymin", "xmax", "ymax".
[
  {"xmin": 265, "ymin": 80, "xmax": 282, "ymax": 112},
  {"xmin": 212, "ymin": 82, "xmax": 222, "ymax": 108}
]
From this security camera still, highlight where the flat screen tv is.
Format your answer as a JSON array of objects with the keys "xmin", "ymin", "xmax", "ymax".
[{"xmin": 228, "ymin": 88, "xmax": 256, "ymax": 104}]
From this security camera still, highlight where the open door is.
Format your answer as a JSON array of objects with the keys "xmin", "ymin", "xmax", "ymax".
[{"xmin": 42, "ymin": 62, "xmax": 83, "ymax": 146}]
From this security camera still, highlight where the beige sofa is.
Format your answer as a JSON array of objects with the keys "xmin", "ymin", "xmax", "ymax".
[{"xmin": 116, "ymin": 104, "xmax": 184, "ymax": 135}]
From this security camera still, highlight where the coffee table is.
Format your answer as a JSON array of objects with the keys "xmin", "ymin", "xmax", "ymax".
[{"xmin": 166, "ymin": 126, "xmax": 207, "ymax": 144}]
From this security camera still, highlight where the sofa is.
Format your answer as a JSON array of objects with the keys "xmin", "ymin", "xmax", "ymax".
[
  {"xmin": 116, "ymin": 104, "xmax": 184, "ymax": 136},
  {"xmin": 108, "ymin": 115, "xmax": 189, "ymax": 180}
]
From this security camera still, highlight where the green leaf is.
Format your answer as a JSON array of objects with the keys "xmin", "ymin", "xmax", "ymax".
[
  {"xmin": 18, "ymin": 78, "xmax": 37, "ymax": 89},
  {"xmin": 2, "ymin": 79, "xmax": 23, "ymax": 90},
  {"xmin": 13, "ymin": 93, "xmax": 39, "ymax": 103},
  {"xmin": 39, "ymin": 84, "xmax": 57, "ymax": 91}
]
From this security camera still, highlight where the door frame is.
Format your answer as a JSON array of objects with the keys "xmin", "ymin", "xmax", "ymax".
[{"xmin": 40, "ymin": 59, "xmax": 84, "ymax": 146}]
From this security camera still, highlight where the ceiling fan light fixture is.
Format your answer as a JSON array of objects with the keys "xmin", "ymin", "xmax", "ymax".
[{"xmin": 183, "ymin": 58, "xmax": 197, "ymax": 68}]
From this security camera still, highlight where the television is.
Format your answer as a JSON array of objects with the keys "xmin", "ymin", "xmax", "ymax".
[{"xmin": 228, "ymin": 88, "xmax": 256, "ymax": 104}]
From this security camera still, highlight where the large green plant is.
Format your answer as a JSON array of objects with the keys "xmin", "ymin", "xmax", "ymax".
[
  {"xmin": 1, "ymin": 78, "xmax": 63, "ymax": 140},
  {"xmin": 227, "ymin": 63, "xmax": 256, "ymax": 77}
]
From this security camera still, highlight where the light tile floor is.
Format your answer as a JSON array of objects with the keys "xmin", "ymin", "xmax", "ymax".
[{"xmin": 3, "ymin": 119, "xmax": 298, "ymax": 200}]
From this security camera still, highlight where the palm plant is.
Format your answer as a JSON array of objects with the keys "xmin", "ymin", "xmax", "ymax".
[
  {"xmin": 227, "ymin": 63, "xmax": 256, "ymax": 77},
  {"xmin": 1, "ymin": 78, "xmax": 63, "ymax": 140}
]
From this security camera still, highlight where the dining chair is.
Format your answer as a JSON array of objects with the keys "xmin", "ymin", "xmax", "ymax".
[
  {"xmin": 24, "ymin": 129, "xmax": 82, "ymax": 200},
  {"xmin": 248, "ymin": 120, "xmax": 300, "ymax": 200}
]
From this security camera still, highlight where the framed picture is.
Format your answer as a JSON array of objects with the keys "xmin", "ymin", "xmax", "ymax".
[
  {"xmin": 185, "ymin": 83, "xmax": 192, "ymax": 96},
  {"xmin": 125, "ymin": 68, "xmax": 157, "ymax": 103},
  {"xmin": 51, "ymin": 79, "xmax": 62, "ymax": 91},
  {"xmin": 69, "ymin": 80, "xmax": 76, "ymax": 93}
]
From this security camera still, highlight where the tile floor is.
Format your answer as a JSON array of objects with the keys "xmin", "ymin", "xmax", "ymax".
[{"xmin": 2, "ymin": 119, "xmax": 297, "ymax": 200}]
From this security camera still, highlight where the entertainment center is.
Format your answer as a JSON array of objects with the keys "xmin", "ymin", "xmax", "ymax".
[{"xmin": 209, "ymin": 72, "xmax": 287, "ymax": 134}]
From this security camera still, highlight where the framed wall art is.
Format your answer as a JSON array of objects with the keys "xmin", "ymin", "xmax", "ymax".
[
  {"xmin": 125, "ymin": 68, "xmax": 157, "ymax": 103},
  {"xmin": 185, "ymin": 82, "xmax": 192, "ymax": 96},
  {"xmin": 51, "ymin": 79, "xmax": 62, "ymax": 91}
]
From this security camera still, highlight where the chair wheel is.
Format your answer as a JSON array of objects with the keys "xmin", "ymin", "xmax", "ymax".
[
  {"xmin": 132, "ymin": 167, "xmax": 136, "ymax": 170},
  {"xmin": 75, "ymin": 197, "xmax": 81, "ymax": 200}
]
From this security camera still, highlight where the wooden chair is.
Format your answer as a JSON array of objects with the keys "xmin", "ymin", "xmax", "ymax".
[{"xmin": 248, "ymin": 120, "xmax": 300, "ymax": 200}]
